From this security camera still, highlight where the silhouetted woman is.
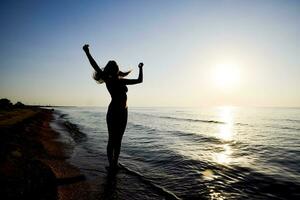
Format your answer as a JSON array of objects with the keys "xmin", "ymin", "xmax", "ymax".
[{"xmin": 83, "ymin": 44, "xmax": 143, "ymax": 171}]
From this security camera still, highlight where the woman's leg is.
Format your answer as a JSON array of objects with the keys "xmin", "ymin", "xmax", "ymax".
[
  {"xmin": 112, "ymin": 135, "xmax": 122, "ymax": 167},
  {"xmin": 107, "ymin": 133, "xmax": 114, "ymax": 167},
  {"xmin": 106, "ymin": 106, "xmax": 115, "ymax": 168},
  {"xmin": 112, "ymin": 108, "xmax": 128, "ymax": 167}
]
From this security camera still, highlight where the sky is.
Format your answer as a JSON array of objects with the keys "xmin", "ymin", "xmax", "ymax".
[{"xmin": 0, "ymin": 0, "xmax": 299, "ymax": 107}]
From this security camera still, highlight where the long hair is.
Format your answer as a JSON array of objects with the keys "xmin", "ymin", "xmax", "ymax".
[{"xmin": 93, "ymin": 60, "xmax": 131, "ymax": 84}]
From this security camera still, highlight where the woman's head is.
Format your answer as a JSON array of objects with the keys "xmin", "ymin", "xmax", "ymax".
[
  {"xmin": 93, "ymin": 60, "xmax": 131, "ymax": 83},
  {"xmin": 104, "ymin": 60, "xmax": 119, "ymax": 77}
]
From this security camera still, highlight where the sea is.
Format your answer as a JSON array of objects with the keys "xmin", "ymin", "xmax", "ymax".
[{"xmin": 50, "ymin": 106, "xmax": 300, "ymax": 200}]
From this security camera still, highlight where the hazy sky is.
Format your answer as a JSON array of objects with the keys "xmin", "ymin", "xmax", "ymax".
[{"xmin": 0, "ymin": 0, "xmax": 299, "ymax": 107}]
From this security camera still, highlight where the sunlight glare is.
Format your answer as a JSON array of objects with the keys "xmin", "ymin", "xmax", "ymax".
[{"xmin": 214, "ymin": 144, "xmax": 232, "ymax": 165}]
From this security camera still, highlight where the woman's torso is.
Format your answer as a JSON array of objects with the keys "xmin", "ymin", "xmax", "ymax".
[{"xmin": 105, "ymin": 78, "xmax": 128, "ymax": 108}]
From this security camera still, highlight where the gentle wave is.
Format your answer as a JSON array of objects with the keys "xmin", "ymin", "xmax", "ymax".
[
  {"xmin": 129, "ymin": 122, "xmax": 233, "ymax": 145},
  {"xmin": 162, "ymin": 116, "xmax": 225, "ymax": 124},
  {"xmin": 265, "ymin": 124, "xmax": 300, "ymax": 131},
  {"xmin": 63, "ymin": 121, "xmax": 87, "ymax": 143},
  {"xmin": 119, "ymin": 163, "xmax": 181, "ymax": 200},
  {"xmin": 133, "ymin": 112, "xmax": 249, "ymax": 126},
  {"xmin": 285, "ymin": 119, "xmax": 300, "ymax": 123},
  {"xmin": 170, "ymin": 130, "xmax": 226, "ymax": 144},
  {"xmin": 57, "ymin": 112, "xmax": 88, "ymax": 143},
  {"xmin": 280, "ymin": 126, "xmax": 300, "ymax": 131},
  {"xmin": 127, "ymin": 122, "xmax": 157, "ymax": 133}
]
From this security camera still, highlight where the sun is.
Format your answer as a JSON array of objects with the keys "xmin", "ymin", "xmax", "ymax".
[{"xmin": 212, "ymin": 63, "xmax": 241, "ymax": 90}]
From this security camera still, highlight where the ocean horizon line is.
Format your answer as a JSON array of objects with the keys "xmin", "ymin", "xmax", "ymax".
[{"xmin": 38, "ymin": 105, "xmax": 300, "ymax": 109}]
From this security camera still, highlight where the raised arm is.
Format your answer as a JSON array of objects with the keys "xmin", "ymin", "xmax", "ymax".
[
  {"xmin": 83, "ymin": 44, "xmax": 102, "ymax": 73},
  {"xmin": 120, "ymin": 63, "xmax": 143, "ymax": 85}
]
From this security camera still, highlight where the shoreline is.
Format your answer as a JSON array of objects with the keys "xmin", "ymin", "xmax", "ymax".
[
  {"xmin": 1, "ymin": 106, "xmax": 173, "ymax": 200},
  {"xmin": 0, "ymin": 107, "xmax": 90, "ymax": 200}
]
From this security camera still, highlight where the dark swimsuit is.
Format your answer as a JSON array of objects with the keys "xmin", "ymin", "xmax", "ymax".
[{"xmin": 105, "ymin": 78, "xmax": 128, "ymax": 139}]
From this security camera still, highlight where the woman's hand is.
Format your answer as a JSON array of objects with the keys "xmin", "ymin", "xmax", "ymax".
[
  {"xmin": 138, "ymin": 62, "xmax": 144, "ymax": 68},
  {"xmin": 83, "ymin": 44, "xmax": 89, "ymax": 52}
]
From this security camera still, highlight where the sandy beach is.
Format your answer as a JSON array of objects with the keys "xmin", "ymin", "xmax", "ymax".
[{"xmin": 0, "ymin": 107, "xmax": 91, "ymax": 200}]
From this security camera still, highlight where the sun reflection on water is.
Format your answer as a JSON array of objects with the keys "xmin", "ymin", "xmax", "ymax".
[
  {"xmin": 218, "ymin": 106, "xmax": 235, "ymax": 141},
  {"xmin": 214, "ymin": 106, "xmax": 235, "ymax": 165},
  {"xmin": 215, "ymin": 144, "xmax": 232, "ymax": 165},
  {"xmin": 205, "ymin": 107, "xmax": 237, "ymax": 200},
  {"xmin": 219, "ymin": 124, "xmax": 233, "ymax": 141}
]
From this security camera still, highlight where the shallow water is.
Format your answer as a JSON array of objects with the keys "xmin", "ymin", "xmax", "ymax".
[{"xmin": 53, "ymin": 106, "xmax": 300, "ymax": 199}]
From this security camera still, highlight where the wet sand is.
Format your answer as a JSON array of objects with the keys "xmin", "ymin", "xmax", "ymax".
[{"xmin": 0, "ymin": 107, "xmax": 90, "ymax": 200}]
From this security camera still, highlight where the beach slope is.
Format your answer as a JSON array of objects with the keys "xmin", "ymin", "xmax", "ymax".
[{"xmin": 0, "ymin": 107, "xmax": 88, "ymax": 200}]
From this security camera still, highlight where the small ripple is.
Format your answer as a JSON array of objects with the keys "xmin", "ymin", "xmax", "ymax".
[{"xmin": 133, "ymin": 112, "xmax": 249, "ymax": 126}]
